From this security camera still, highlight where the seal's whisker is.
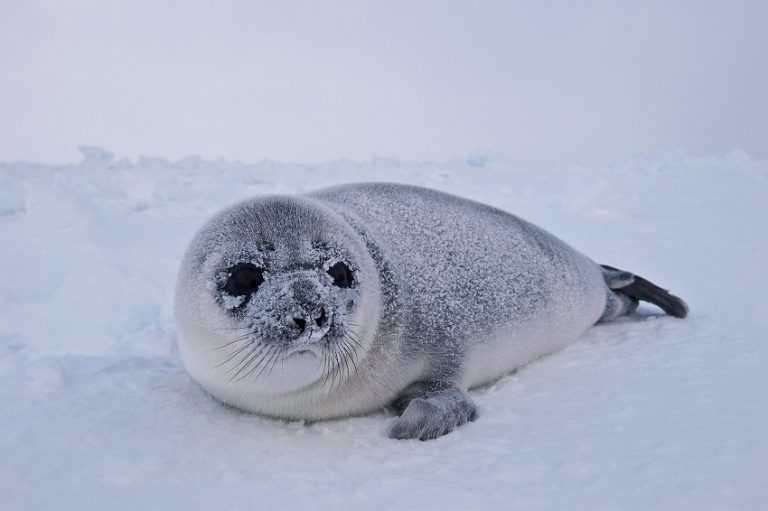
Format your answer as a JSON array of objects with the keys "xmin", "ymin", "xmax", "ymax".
[
  {"xmin": 345, "ymin": 323, "xmax": 362, "ymax": 336},
  {"xmin": 344, "ymin": 331, "xmax": 364, "ymax": 350},
  {"xmin": 325, "ymin": 345, "xmax": 337, "ymax": 391},
  {"xmin": 334, "ymin": 345, "xmax": 345, "ymax": 391},
  {"xmin": 343, "ymin": 336, "xmax": 360, "ymax": 371},
  {"xmin": 232, "ymin": 344, "xmax": 272, "ymax": 383},
  {"xmin": 230, "ymin": 340, "xmax": 269, "ymax": 370},
  {"xmin": 225, "ymin": 347, "xmax": 257, "ymax": 379},
  {"xmin": 229, "ymin": 342, "xmax": 270, "ymax": 381},
  {"xmin": 340, "ymin": 339, "xmax": 356, "ymax": 381},
  {"xmin": 266, "ymin": 345, "xmax": 286, "ymax": 376},
  {"xmin": 322, "ymin": 348, "xmax": 333, "ymax": 391},
  {"xmin": 215, "ymin": 342, "xmax": 255, "ymax": 369},
  {"xmin": 210, "ymin": 334, "xmax": 253, "ymax": 352},
  {"xmin": 253, "ymin": 344, "xmax": 283, "ymax": 381},
  {"xmin": 232, "ymin": 346, "xmax": 270, "ymax": 383}
]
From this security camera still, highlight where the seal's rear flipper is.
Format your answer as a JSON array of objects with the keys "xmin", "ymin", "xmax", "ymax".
[{"xmin": 600, "ymin": 264, "xmax": 689, "ymax": 319}]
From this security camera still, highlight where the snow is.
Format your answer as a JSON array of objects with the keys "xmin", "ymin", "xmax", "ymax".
[{"xmin": 1, "ymin": 148, "xmax": 766, "ymax": 510}]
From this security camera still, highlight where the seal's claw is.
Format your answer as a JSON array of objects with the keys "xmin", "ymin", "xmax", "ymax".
[{"xmin": 388, "ymin": 388, "xmax": 476, "ymax": 441}]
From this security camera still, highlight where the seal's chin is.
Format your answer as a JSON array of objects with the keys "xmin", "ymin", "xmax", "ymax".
[
  {"xmin": 235, "ymin": 344, "xmax": 327, "ymax": 395},
  {"xmin": 234, "ymin": 329, "xmax": 339, "ymax": 395}
]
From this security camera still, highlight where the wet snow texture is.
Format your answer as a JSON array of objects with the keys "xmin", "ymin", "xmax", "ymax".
[{"xmin": 1, "ymin": 149, "xmax": 766, "ymax": 510}]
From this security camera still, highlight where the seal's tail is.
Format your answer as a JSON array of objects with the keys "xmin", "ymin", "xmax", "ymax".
[{"xmin": 599, "ymin": 264, "xmax": 689, "ymax": 321}]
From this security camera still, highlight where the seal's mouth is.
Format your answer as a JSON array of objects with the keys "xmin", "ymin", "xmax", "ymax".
[
  {"xmin": 285, "ymin": 347, "xmax": 321, "ymax": 359},
  {"xmin": 284, "ymin": 324, "xmax": 333, "ymax": 359}
]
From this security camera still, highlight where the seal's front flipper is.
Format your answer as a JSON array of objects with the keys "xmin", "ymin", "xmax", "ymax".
[
  {"xmin": 388, "ymin": 381, "xmax": 476, "ymax": 441},
  {"xmin": 600, "ymin": 264, "xmax": 689, "ymax": 319}
]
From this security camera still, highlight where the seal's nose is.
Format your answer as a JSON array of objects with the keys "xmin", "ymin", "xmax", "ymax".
[
  {"xmin": 315, "ymin": 308, "xmax": 327, "ymax": 327},
  {"xmin": 291, "ymin": 307, "xmax": 328, "ymax": 335}
]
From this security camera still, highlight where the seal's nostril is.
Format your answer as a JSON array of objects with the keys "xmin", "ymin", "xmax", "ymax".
[
  {"xmin": 293, "ymin": 317, "xmax": 306, "ymax": 333},
  {"xmin": 315, "ymin": 309, "xmax": 327, "ymax": 327}
]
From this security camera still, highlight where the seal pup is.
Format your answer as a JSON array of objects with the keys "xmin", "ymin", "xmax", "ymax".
[{"xmin": 175, "ymin": 183, "xmax": 688, "ymax": 440}]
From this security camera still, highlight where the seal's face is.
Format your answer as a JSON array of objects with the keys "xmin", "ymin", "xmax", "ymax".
[
  {"xmin": 175, "ymin": 197, "xmax": 379, "ymax": 404},
  {"xmin": 211, "ymin": 243, "xmax": 360, "ymax": 371},
  {"xmin": 219, "ymin": 259, "xmax": 354, "ymax": 351}
]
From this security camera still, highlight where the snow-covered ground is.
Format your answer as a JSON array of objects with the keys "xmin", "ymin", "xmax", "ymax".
[{"xmin": 1, "ymin": 148, "xmax": 766, "ymax": 510}]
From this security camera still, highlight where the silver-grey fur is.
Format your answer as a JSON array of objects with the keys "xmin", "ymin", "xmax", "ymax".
[{"xmin": 175, "ymin": 183, "xmax": 688, "ymax": 440}]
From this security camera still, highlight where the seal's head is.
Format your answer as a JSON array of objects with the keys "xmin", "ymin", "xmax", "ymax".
[{"xmin": 175, "ymin": 196, "xmax": 380, "ymax": 413}]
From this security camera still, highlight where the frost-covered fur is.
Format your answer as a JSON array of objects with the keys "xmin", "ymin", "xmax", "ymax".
[{"xmin": 175, "ymin": 183, "xmax": 613, "ymax": 439}]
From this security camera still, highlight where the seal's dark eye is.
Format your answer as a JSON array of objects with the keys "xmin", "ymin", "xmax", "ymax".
[
  {"xmin": 224, "ymin": 264, "xmax": 264, "ymax": 296},
  {"xmin": 327, "ymin": 262, "xmax": 353, "ymax": 288}
]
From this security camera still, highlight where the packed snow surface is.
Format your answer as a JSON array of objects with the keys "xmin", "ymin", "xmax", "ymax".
[{"xmin": 1, "ymin": 148, "xmax": 766, "ymax": 510}]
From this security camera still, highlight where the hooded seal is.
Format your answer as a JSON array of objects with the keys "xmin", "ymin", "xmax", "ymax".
[{"xmin": 175, "ymin": 183, "xmax": 688, "ymax": 440}]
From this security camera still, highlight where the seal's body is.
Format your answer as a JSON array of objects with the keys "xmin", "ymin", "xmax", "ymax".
[{"xmin": 175, "ymin": 183, "xmax": 688, "ymax": 440}]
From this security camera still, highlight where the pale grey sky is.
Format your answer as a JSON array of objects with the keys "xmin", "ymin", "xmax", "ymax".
[{"xmin": 1, "ymin": 0, "xmax": 766, "ymax": 163}]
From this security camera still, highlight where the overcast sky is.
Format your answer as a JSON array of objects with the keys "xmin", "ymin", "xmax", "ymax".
[{"xmin": 1, "ymin": 0, "xmax": 766, "ymax": 164}]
